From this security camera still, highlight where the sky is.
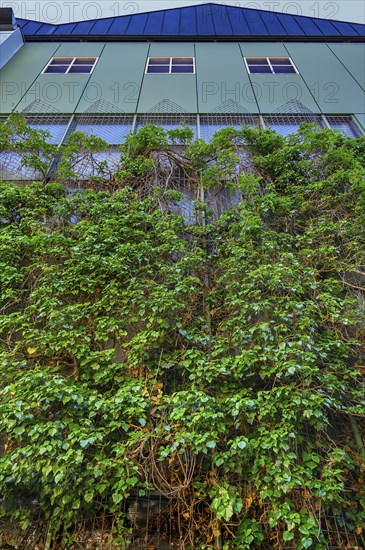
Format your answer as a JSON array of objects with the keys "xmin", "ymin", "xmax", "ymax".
[{"xmin": 2, "ymin": 0, "xmax": 365, "ymax": 24}]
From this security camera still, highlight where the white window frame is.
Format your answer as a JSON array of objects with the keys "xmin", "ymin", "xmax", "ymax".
[
  {"xmin": 244, "ymin": 57, "xmax": 299, "ymax": 75},
  {"xmin": 145, "ymin": 57, "xmax": 195, "ymax": 75},
  {"xmin": 42, "ymin": 57, "xmax": 98, "ymax": 75}
]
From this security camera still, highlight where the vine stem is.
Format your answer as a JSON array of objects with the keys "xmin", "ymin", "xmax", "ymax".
[{"xmin": 350, "ymin": 416, "xmax": 365, "ymax": 461}]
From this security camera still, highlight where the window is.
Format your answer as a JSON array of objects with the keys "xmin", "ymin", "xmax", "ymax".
[
  {"xmin": 245, "ymin": 57, "xmax": 298, "ymax": 74},
  {"xmin": 146, "ymin": 57, "xmax": 195, "ymax": 74},
  {"xmin": 43, "ymin": 57, "xmax": 98, "ymax": 74}
]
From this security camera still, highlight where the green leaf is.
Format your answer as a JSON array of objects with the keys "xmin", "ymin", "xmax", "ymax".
[
  {"xmin": 283, "ymin": 531, "xmax": 295, "ymax": 541},
  {"xmin": 112, "ymin": 493, "xmax": 123, "ymax": 505}
]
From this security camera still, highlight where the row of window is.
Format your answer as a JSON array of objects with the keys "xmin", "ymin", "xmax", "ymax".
[{"xmin": 42, "ymin": 56, "xmax": 298, "ymax": 75}]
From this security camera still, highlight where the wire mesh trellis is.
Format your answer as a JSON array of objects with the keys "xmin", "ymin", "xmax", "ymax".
[
  {"xmin": 2, "ymin": 488, "xmax": 363, "ymax": 550},
  {"xmin": 208, "ymin": 99, "xmax": 252, "ymax": 115},
  {"xmin": 136, "ymin": 114, "xmax": 198, "ymax": 143},
  {"xmin": 21, "ymin": 100, "xmax": 64, "ymax": 116},
  {"xmin": 161, "ymin": 164, "xmax": 200, "ymax": 225},
  {"xmin": 205, "ymin": 185, "xmax": 243, "ymax": 221},
  {"xmin": 0, "ymin": 112, "xmax": 71, "ymax": 181},
  {"xmin": 326, "ymin": 116, "xmax": 362, "ymax": 139},
  {"xmin": 0, "ymin": 506, "xmax": 48, "ymax": 550},
  {"xmin": 57, "ymin": 148, "xmax": 122, "ymax": 184},
  {"xmin": 25, "ymin": 114, "xmax": 70, "ymax": 145},
  {"xmin": 1, "ymin": 110, "xmax": 363, "ymax": 186},
  {"xmin": 0, "ymin": 122, "xmax": 54, "ymax": 182},
  {"xmin": 58, "ymin": 113, "xmax": 134, "ymax": 183},
  {"xmin": 70, "ymin": 115, "xmax": 133, "ymax": 144},
  {"xmin": 263, "ymin": 114, "xmax": 324, "ymax": 137},
  {"xmin": 199, "ymin": 113, "xmax": 259, "ymax": 142},
  {"xmin": 83, "ymin": 100, "xmax": 126, "ymax": 115},
  {"xmin": 145, "ymin": 99, "xmax": 189, "ymax": 115},
  {"xmin": 273, "ymin": 100, "xmax": 318, "ymax": 115},
  {"xmin": 136, "ymin": 100, "xmax": 198, "ymax": 143}
]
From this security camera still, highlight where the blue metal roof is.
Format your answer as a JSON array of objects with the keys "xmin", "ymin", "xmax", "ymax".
[{"xmin": 16, "ymin": 3, "xmax": 365, "ymax": 41}]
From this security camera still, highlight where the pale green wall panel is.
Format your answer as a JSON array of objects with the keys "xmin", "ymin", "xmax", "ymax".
[
  {"xmin": 327, "ymin": 44, "xmax": 365, "ymax": 91},
  {"xmin": 285, "ymin": 43, "xmax": 365, "ymax": 114},
  {"xmin": 0, "ymin": 43, "xmax": 60, "ymax": 113},
  {"xmin": 196, "ymin": 43, "xmax": 258, "ymax": 113},
  {"xmin": 17, "ymin": 42, "xmax": 105, "ymax": 113},
  {"xmin": 137, "ymin": 42, "xmax": 197, "ymax": 113},
  {"xmin": 241, "ymin": 43, "xmax": 289, "ymax": 57},
  {"xmin": 77, "ymin": 43, "xmax": 149, "ymax": 114},
  {"xmin": 240, "ymin": 43, "xmax": 320, "ymax": 114},
  {"xmin": 148, "ymin": 43, "xmax": 195, "ymax": 57},
  {"xmin": 53, "ymin": 43, "xmax": 105, "ymax": 58}
]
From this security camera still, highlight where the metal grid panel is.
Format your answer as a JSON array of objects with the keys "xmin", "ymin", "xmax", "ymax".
[
  {"xmin": 164, "ymin": 176, "xmax": 200, "ymax": 225},
  {"xmin": 264, "ymin": 114, "xmax": 323, "ymax": 137},
  {"xmin": 71, "ymin": 115, "xmax": 134, "ymax": 145},
  {"xmin": 2, "ymin": 498, "xmax": 361, "ymax": 548},
  {"xmin": 273, "ymin": 100, "xmax": 317, "ymax": 115},
  {"xmin": 25, "ymin": 114, "xmax": 70, "ymax": 144},
  {"xmin": 0, "ymin": 151, "xmax": 43, "ymax": 181},
  {"xmin": 326, "ymin": 116, "xmax": 362, "ymax": 138},
  {"xmin": 0, "ymin": 114, "xmax": 65, "ymax": 181},
  {"xmin": 199, "ymin": 114, "xmax": 259, "ymax": 142},
  {"xmin": 59, "ymin": 148, "xmax": 121, "ymax": 182},
  {"xmin": 205, "ymin": 186, "xmax": 243, "ymax": 220},
  {"xmin": 136, "ymin": 115, "xmax": 198, "ymax": 143}
]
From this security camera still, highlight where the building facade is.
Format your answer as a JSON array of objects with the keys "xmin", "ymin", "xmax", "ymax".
[{"xmin": 0, "ymin": 3, "xmax": 364, "ymax": 180}]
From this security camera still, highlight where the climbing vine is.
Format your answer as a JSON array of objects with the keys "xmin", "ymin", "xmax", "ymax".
[{"xmin": 0, "ymin": 118, "xmax": 364, "ymax": 548}]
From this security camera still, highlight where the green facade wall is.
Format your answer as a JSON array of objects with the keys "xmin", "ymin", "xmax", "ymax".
[
  {"xmin": 137, "ymin": 43, "xmax": 196, "ymax": 113},
  {"xmin": 0, "ymin": 43, "xmax": 60, "ymax": 113},
  {"xmin": 196, "ymin": 42, "xmax": 257, "ymax": 113},
  {"xmin": 77, "ymin": 43, "xmax": 149, "ymax": 114},
  {"xmin": 1, "ymin": 41, "xmax": 364, "ymax": 118},
  {"xmin": 285, "ymin": 43, "xmax": 365, "ymax": 114}
]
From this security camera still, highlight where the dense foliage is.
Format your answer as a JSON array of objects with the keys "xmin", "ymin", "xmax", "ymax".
[{"xmin": 0, "ymin": 120, "xmax": 365, "ymax": 549}]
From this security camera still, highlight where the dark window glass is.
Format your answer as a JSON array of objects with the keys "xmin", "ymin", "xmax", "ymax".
[
  {"xmin": 45, "ymin": 65, "xmax": 68, "ymax": 74},
  {"xmin": 172, "ymin": 58, "xmax": 193, "ymax": 65},
  {"xmin": 246, "ymin": 58, "xmax": 269, "ymax": 65},
  {"xmin": 147, "ymin": 57, "xmax": 194, "ymax": 74},
  {"xmin": 148, "ymin": 58, "xmax": 170, "ymax": 65},
  {"xmin": 69, "ymin": 65, "xmax": 93, "ymax": 74},
  {"xmin": 73, "ymin": 58, "xmax": 95, "ymax": 65},
  {"xmin": 249, "ymin": 66, "xmax": 272, "ymax": 73},
  {"xmin": 272, "ymin": 65, "xmax": 296, "ymax": 74},
  {"xmin": 269, "ymin": 58, "xmax": 292, "ymax": 65},
  {"xmin": 171, "ymin": 65, "xmax": 194, "ymax": 74},
  {"xmin": 49, "ymin": 58, "xmax": 71, "ymax": 65},
  {"xmin": 147, "ymin": 65, "xmax": 170, "ymax": 73},
  {"xmin": 44, "ymin": 57, "xmax": 96, "ymax": 74}
]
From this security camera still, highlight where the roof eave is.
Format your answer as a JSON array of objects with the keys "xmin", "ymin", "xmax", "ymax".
[{"xmin": 22, "ymin": 34, "xmax": 365, "ymax": 42}]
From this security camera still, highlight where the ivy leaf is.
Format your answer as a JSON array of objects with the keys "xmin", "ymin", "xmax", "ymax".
[{"xmin": 112, "ymin": 493, "xmax": 123, "ymax": 505}]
